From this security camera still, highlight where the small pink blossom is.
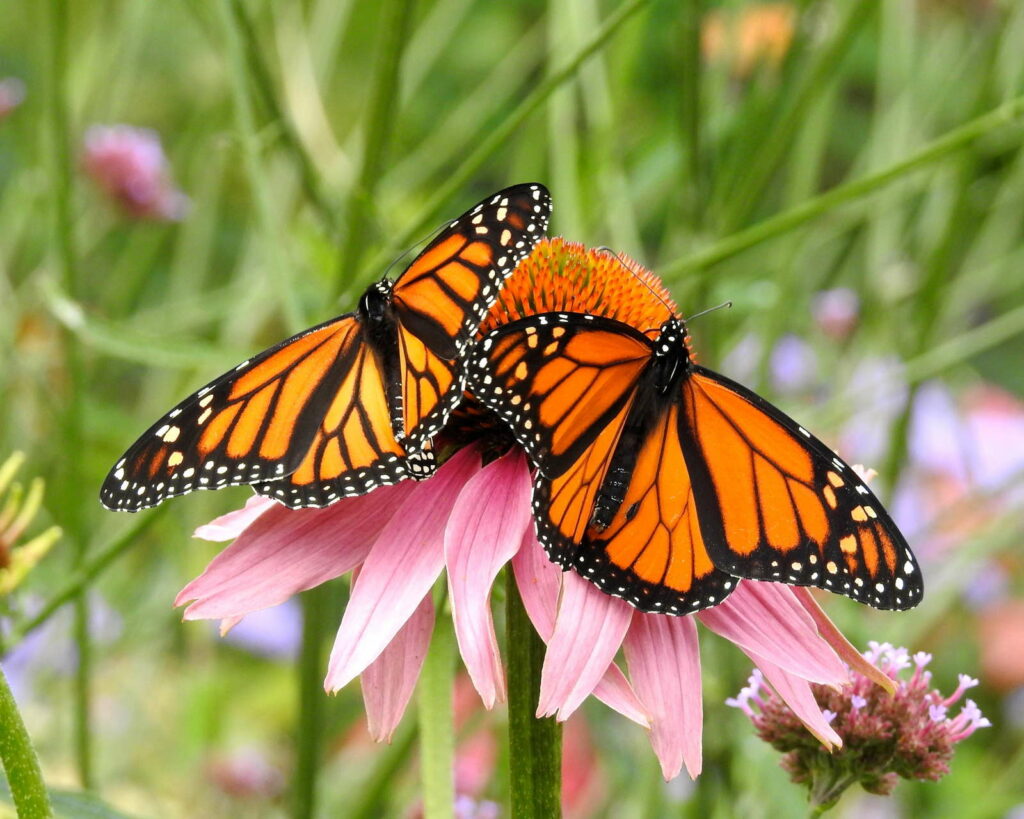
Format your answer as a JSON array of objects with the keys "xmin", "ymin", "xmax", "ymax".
[
  {"xmin": 81, "ymin": 124, "xmax": 189, "ymax": 220},
  {"xmin": 0, "ymin": 78, "xmax": 25, "ymax": 121},
  {"xmin": 181, "ymin": 447, "xmax": 877, "ymax": 780},
  {"xmin": 729, "ymin": 640, "xmax": 989, "ymax": 809},
  {"xmin": 812, "ymin": 287, "xmax": 860, "ymax": 340}
]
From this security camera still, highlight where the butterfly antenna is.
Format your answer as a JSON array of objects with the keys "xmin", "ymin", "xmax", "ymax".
[
  {"xmin": 593, "ymin": 246, "xmax": 678, "ymax": 321},
  {"xmin": 381, "ymin": 219, "xmax": 451, "ymax": 281},
  {"xmin": 684, "ymin": 301, "xmax": 733, "ymax": 323}
]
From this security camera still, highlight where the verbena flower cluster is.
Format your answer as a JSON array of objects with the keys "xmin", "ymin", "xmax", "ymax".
[{"xmin": 728, "ymin": 641, "xmax": 990, "ymax": 807}]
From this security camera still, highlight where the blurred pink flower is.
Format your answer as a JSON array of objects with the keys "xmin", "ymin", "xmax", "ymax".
[
  {"xmin": 81, "ymin": 124, "xmax": 189, "ymax": 220},
  {"xmin": 811, "ymin": 287, "xmax": 860, "ymax": 340},
  {"xmin": 0, "ymin": 78, "xmax": 25, "ymax": 121},
  {"xmin": 730, "ymin": 642, "xmax": 989, "ymax": 808},
  {"xmin": 180, "ymin": 446, "xmax": 887, "ymax": 781}
]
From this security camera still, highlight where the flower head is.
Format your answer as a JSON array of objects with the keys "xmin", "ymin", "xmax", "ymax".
[
  {"xmin": 81, "ymin": 125, "xmax": 189, "ymax": 221},
  {"xmin": 812, "ymin": 287, "xmax": 860, "ymax": 341},
  {"xmin": 729, "ymin": 641, "xmax": 989, "ymax": 809}
]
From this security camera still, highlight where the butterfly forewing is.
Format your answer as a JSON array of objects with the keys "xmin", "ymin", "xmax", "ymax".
[
  {"xmin": 100, "ymin": 315, "xmax": 361, "ymax": 511},
  {"xmin": 392, "ymin": 183, "xmax": 552, "ymax": 446}
]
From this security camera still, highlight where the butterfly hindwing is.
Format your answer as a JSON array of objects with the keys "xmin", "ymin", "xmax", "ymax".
[
  {"xmin": 392, "ymin": 183, "xmax": 552, "ymax": 446},
  {"xmin": 681, "ymin": 368, "xmax": 923, "ymax": 610}
]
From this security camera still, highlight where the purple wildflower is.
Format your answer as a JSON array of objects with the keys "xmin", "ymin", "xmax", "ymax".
[
  {"xmin": 728, "ymin": 641, "xmax": 990, "ymax": 811},
  {"xmin": 81, "ymin": 125, "xmax": 189, "ymax": 221}
]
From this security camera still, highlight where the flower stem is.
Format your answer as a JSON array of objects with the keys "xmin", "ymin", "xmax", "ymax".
[
  {"xmin": 45, "ymin": 0, "xmax": 93, "ymax": 789},
  {"xmin": 505, "ymin": 572, "xmax": 561, "ymax": 819},
  {"xmin": 418, "ymin": 611, "xmax": 456, "ymax": 819},
  {"xmin": 292, "ymin": 583, "xmax": 333, "ymax": 819},
  {"xmin": 0, "ymin": 664, "xmax": 54, "ymax": 818}
]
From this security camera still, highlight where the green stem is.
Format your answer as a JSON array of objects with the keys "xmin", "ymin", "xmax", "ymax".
[
  {"xmin": 292, "ymin": 584, "xmax": 333, "ymax": 819},
  {"xmin": 722, "ymin": 0, "xmax": 876, "ymax": 229},
  {"xmin": 218, "ymin": 0, "xmax": 303, "ymax": 332},
  {"xmin": 660, "ymin": 93, "xmax": 1024, "ymax": 281},
  {"xmin": 358, "ymin": 0, "xmax": 651, "ymax": 282},
  {"xmin": 45, "ymin": 0, "xmax": 92, "ymax": 789},
  {"xmin": 335, "ymin": 0, "xmax": 417, "ymax": 298},
  {"xmin": 230, "ymin": 0, "xmax": 342, "ymax": 240},
  {"xmin": 348, "ymin": 722, "xmax": 419, "ymax": 819},
  {"xmin": 2, "ymin": 508, "xmax": 167, "ymax": 652},
  {"xmin": 418, "ymin": 613, "xmax": 455, "ymax": 819},
  {"xmin": 505, "ymin": 572, "xmax": 561, "ymax": 819},
  {"xmin": 679, "ymin": 0, "xmax": 702, "ymax": 227},
  {"xmin": 0, "ymin": 665, "xmax": 54, "ymax": 818}
]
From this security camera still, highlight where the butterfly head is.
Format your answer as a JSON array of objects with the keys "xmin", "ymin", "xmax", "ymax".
[
  {"xmin": 360, "ymin": 279, "xmax": 395, "ymax": 322},
  {"xmin": 652, "ymin": 317, "xmax": 692, "ymax": 394}
]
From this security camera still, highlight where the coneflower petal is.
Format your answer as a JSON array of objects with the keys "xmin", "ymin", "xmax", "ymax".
[
  {"xmin": 512, "ymin": 532, "xmax": 648, "ymax": 726},
  {"xmin": 178, "ymin": 482, "xmax": 416, "ymax": 620},
  {"xmin": 362, "ymin": 588, "xmax": 435, "ymax": 743},
  {"xmin": 697, "ymin": 582, "xmax": 848, "ymax": 685},
  {"xmin": 624, "ymin": 613, "xmax": 703, "ymax": 781},
  {"xmin": 537, "ymin": 571, "xmax": 634, "ymax": 722},
  {"xmin": 445, "ymin": 449, "xmax": 533, "ymax": 709},
  {"xmin": 744, "ymin": 651, "xmax": 843, "ymax": 750},
  {"xmin": 325, "ymin": 447, "xmax": 482, "ymax": 693}
]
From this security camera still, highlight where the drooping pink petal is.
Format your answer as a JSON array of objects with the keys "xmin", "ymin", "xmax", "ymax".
[
  {"xmin": 538, "ymin": 571, "xmax": 634, "ymax": 722},
  {"xmin": 791, "ymin": 587, "xmax": 894, "ymax": 694},
  {"xmin": 325, "ymin": 447, "xmax": 482, "ymax": 693},
  {"xmin": 512, "ymin": 530, "xmax": 648, "ymax": 726},
  {"xmin": 177, "ymin": 481, "xmax": 417, "ymax": 620},
  {"xmin": 445, "ymin": 449, "xmax": 533, "ymax": 708},
  {"xmin": 624, "ymin": 613, "xmax": 703, "ymax": 780},
  {"xmin": 510, "ymin": 527, "xmax": 563, "ymax": 640},
  {"xmin": 194, "ymin": 495, "xmax": 277, "ymax": 541},
  {"xmin": 698, "ymin": 581, "xmax": 847, "ymax": 685},
  {"xmin": 362, "ymin": 587, "xmax": 435, "ymax": 743},
  {"xmin": 746, "ymin": 650, "xmax": 843, "ymax": 750}
]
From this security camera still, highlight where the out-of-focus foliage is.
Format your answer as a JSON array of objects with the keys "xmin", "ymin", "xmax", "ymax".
[{"xmin": 1, "ymin": 0, "xmax": 1023, "ymax": 816}]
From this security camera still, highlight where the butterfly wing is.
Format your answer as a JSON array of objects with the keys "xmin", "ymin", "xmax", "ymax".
[
  {"xmin": 680, "ymin": 367, "xmax": 923, "ymax": 610},
  {"xmin": 391, "ymin": 183, "xmax": 551, "ymax": 446},
  {"xmin": 100, "ymin": 315, "xmax": 433, "ymax": 512},
  {"xmin": 468, "ymin": 313, "xmax": 737, "ymax": 614}
]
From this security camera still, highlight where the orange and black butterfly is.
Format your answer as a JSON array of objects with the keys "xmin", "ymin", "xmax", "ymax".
[
  {"xmin": 101, "ymin": 183, "xmax": 551, "ymax": 512},
  {"xmin": 466, "ymin": 311, "xmax": 923, "ymax": 614}
]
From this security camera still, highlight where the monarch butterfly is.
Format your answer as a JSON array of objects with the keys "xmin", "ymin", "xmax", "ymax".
[
  {"xmin": 466, "ymin": 310, "xmax": 923, "ymax": 614},
  {"xmin": 101, "ymin": 183, "xmax": 552, "ymax": 512}
]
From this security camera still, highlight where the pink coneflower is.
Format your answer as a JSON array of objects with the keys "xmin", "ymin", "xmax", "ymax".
[
  {"xmin": 729, "ymin": 642, "xmax": 989, "ymax": 809},
  {"xmin": 178, "ymin": 240, "xmax": 899, "ymax": 780},
  {"xmin": 81, "ymin": 124, "xmax": 189, "ymax": 221}
]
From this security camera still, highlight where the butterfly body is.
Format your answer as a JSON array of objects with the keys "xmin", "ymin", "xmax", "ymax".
[
  {"xmin": 101, "ymin": 183, "xmax": 551, "ymax": 512},
  {"xmin": 469, "ymin": 310, "xmax": 923, "ymax": 614}
]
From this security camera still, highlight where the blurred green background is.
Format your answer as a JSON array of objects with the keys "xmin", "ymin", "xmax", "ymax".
[{"xmin": 2, "ymin": 0, "xmax": 1024, "ymax": 816}]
